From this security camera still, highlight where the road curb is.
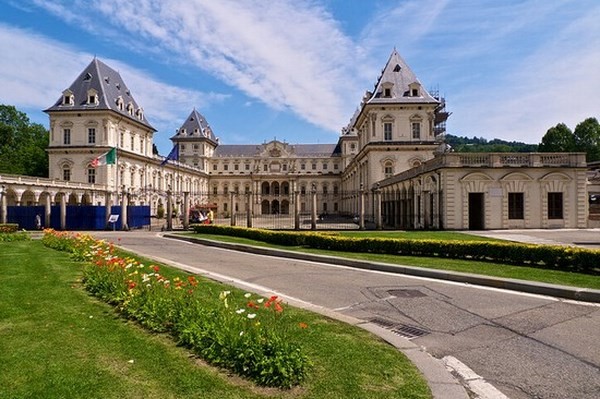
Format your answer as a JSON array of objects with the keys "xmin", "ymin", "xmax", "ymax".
[{"xmin": 164, "ymin": 233, "xmax": 600, "ymax": 303}]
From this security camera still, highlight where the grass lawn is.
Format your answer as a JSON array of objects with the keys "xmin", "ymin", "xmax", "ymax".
[
  {"xmin": 0, "ymin": 240, "xmax": 431, "ymax": 399},
  {"xmin": 180, "ymin": 232, "xmax": 600, "ymax": 290}
]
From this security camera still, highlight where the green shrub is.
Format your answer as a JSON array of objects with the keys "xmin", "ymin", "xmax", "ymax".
[{"xmin": 193, "ymin": 226, "xmax": 600, "ymax": 275}]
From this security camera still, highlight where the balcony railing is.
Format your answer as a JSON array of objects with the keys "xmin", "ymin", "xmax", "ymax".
[{"xmin": 377, "ymin": 152, "xmax": 587, "ymax": 188}]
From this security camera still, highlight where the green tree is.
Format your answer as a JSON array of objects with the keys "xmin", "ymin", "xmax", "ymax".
[
  {"xmin": 0, "ymin": 105, "xmax": 48, "ymax": 177},
  {"xmin": 573, "ymin": 117, "xmax": 600, "ymax": 162},
  {"xmin": 538, "ymin": 123, "xmax": 575, "ymax": 153}
]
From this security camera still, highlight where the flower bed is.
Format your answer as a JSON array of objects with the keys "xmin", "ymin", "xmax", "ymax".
[{"xmin": 42, "ymin": 229, "xmax": 310, "ymax": 388}]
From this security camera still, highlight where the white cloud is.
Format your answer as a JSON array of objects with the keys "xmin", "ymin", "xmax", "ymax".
[
  {"xmin": 447, "ymin": 2, "xmax": 600, "ymax": 142},
  {"xmin": 28, "ymin": 0, "xmax": 364, "ymax": 134},
  {"xmin": 0, "ymin": 24, "xmax": 226, "ymax": 135}
]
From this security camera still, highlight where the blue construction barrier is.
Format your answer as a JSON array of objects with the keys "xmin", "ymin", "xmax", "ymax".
[{"xmin": 7, "ymin": 205, "xmax": 150, "ymax": 230}]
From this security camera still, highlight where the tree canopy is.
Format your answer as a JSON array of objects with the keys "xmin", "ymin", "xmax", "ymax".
[
  {"xmin": 0, "ymin": 105, "xmax": 49, "ymax": 177},
  {"xmin": 539, "ymin": 118, "xmax": 600, "ymax": 162}
]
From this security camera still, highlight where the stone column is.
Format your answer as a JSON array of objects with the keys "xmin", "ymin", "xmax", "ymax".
[
  {"xmin": 246, "ymin": 192, "xmax": 252, "ymax": 228},
  {"xmin": 121, "ymin": 188, "xmax": 129, "ymax": 230},
  {"xmin": 60, "ymin": 194, "xmax": 66, "ymax": 230},
  {"xmin": 230, "ymin": 192, "xmax": 236, "ymax": 226},
  {"xmin": 183, "ymin": 191, "xmax": 190, "ymax": 230},
  {"xmin": 359, "ymin": 186, "xmax": 365, "ymax": 230},
  {"xmin": 311, "ymin": 186, "xmax": 317, "ymax": 230},
  {"xmin": 294, "ymin": 191, "xmax": 300, "ymax": 230},
  {"xmin": 45, "ymin": 193, "xmax": 52, "ymax": 228},
  {"xmin": 0, "ymin": 185, "xmax": 7, "ymax": 224},
  {"xmin": 375, "ymin": 188, "xmax": 382, "ymax": 230},
  {"xmin": 104, "ymin": 191, "xmax": 112, "ymax": 228},
  {"xmin": 166, "ymin": 188, "xmax": 173, "ymax": 231}
]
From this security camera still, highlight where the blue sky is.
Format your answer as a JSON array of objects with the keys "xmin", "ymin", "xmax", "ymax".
[{"xmin": 1, "ymin": 0, "xmax": 599, "ymax": 155}]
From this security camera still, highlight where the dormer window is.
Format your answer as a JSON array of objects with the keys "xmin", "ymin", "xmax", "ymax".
[
  {"xmin": 62, "ymin": 90, "xmax": 74, "ymax": 106},
  {"xmin": 409, "ymin": 82, "xmax": 421, "ymax": 97},
  {"xmin": 136, "ymin": 108, "xmax": 144, "ymax": 120},
  {"xmin": 116, "ymin": 96, "xmax": 124, "ymax": 111},
  {"xmin": 126, "ymin": 103, "xmax": 134, "ymax": 115},
  {"xmin": 87, "ymin": 89, "xmax": 98, "ymax": 105},
  {"xmin": 381, "ymin": 82, "xmax": 394, "ymax": 98}
]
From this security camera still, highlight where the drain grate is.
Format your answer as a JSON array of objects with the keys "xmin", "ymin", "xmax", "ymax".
[
  {"xmin": 369, "ymin": 317, "xmax": 429, "ymax": 340},
  {"xmin": 391, "ymin": 324, "xmax": 429, "ymax": 339},
  {"xmin": 387, "ymin": 289, "xmax": 427, "ymax": 298},
  {"xmin": 369, "ymin": 317, "xmax": 398, "ymax": 329}
]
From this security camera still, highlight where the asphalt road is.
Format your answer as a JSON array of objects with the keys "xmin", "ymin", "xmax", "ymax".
[{"xmin": 91, "ymin": 231, "xmax": 600, "ymax": 399}]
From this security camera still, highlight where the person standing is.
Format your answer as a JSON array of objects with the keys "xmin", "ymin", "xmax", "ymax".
[{"xmin": 35, "ymin": 214, "xmax": 42, "ymax": 230}]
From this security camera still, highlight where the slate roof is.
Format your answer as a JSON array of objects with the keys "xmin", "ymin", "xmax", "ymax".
[
  {"xmin": 45, "ymin": 58, "xmax": 155, "ymax": 130},
  {"xmin": 214, "ymin": 143, "xmax": 339, "ymax": 157},
  {"xmin": 171, "ymin": 109, "xmax": 217, "ymax": 143},
  {"xmin": 367, "ymin": 49, "xmax": 438, "ymax": 105}
]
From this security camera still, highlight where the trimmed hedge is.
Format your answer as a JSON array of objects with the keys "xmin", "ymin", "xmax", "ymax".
[{"xmin": 192, "ymin": 225, "xmax": 600, "ymax": 275}]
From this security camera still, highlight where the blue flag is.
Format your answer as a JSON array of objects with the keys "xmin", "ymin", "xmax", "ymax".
[{"xmin": 161, "ymin": 145, "xmax": 179, "ymax": 166}]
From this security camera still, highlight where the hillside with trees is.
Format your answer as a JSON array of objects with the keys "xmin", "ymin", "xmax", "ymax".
[{"xmin": 444, "ymin": 134, "xmax": 538, "ymax": 153}]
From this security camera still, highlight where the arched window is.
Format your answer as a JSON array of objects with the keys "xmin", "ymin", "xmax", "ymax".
[{"xmin": 384, "ymin": 161, "xmax": 394, "ymax": 178}]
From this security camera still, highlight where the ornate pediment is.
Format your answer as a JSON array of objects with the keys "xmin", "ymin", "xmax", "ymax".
[{"xmin": 259, "ymin": 140, "xmax": 293, "ymax": 158}]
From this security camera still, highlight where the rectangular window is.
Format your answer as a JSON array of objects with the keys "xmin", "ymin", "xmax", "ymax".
[
  {"xmin": 323, "ymin": 163, "xmax": 328, "ymax": 170},
  {"xmin": 263, "ymin": 164, "xmax": 268, "ymax": 171},
  {"xmin": 282, "ymin": 164, "xmax": 287, "ymax": 171},
  {"xmin": 213, "ymin": 164, "xmax": 217, "ymax": 171},
  {"xmin": 131, "ymin": 137, "xmax": 135, "ymax": 151},
  {"xmin": 323, "ymin": 186, "xmax": 328, "ymax": 194},
  {"xmin": 245, "ymin": 164, "xmax": 250, "ymax": 171},
  {"xmin": 301, "ymin": 163, "xmax": 306, "ymax": 170},
  {"xmin": 334, "ymin": 163, "xmax": 339, "ymax": 170},
  {"xmin": 548, "ymin": 192, "xmax": 563, "ymax": 219},
  {"xmin": 224, "ymin": 164, "xmax": 228, "ymax": 171},
  {"xmin": 88, "ymin": 168, "xmax": 96, "ymax": 184},
  {"xmin": 63, "ymin": 128, "xmax": 71, "ymax": 145},
  {"xmin": 412, "ymin": 122, "xmax": 421, "ymax": 139},
  {"xmin": 384, "ymin": 165, "xmax": 393, "ymax": 178},
  {"xmin": 63, "ymin": 168, "xmax": 71, "ymax": 181},
  {"xmin": 508, "ymin": 192, "xmax": 524, "ymax": 219},
  {"xmin": 120, "ymin": 132, "xmax": 124, "ymax": 148},
  {"xmin": 212, "ymin": 186, "xmax": 218, "ymax": 195},
  {"xmin": 88, "ymin": 128, "xmax": 96, "ymax": 144},
  {"xmin": 384, "ymin": 122, "xmax": 392, "ymax": 141},
  {"xmin": 312, "ymin": 163, "xmax": 316, "ymax": 170},
  {"xmin": 234, "ymin": 164, "xmax": 239, "ymax": 171},
  {"xmin": 300, "ymin": 186, "xmax": 306, "ymax": 195}
]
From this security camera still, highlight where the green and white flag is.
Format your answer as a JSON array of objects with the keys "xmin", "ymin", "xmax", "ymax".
[{"xmin": 91, "ymin": 148, "xmax": 116, "ymax": 167}]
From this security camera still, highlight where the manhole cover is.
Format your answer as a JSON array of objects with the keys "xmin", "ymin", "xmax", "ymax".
[{"xmin": 387, "ymin": 289, "xmax": 427, "ymax": 298}]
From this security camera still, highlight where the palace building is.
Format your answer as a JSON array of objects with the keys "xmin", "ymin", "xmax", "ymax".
[{"xmin": 0, "ymin": 49, "xmax": 589, "ymax": 230}]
